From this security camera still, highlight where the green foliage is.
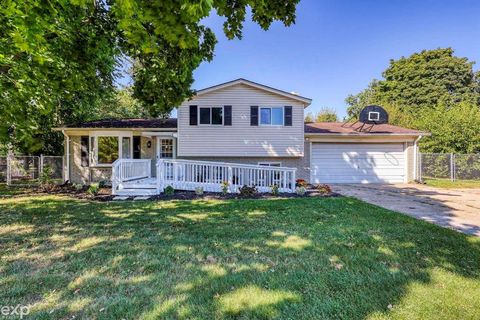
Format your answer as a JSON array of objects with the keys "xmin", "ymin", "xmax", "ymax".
[
  {"xmin": 39, "ymin": 165, "xmax": 54, "ymax": 187},
  {"xmin": 346, "ymin": 48, "xmax": 480, "ymax": 153},
  {"xmin": 304, "ymin": 112, "xmax": 315, "ymax": 123},
  {"xmin": 221, "ymin": 181, "xmax": 229, "ymax": 195},
  {"xmin": 315, "ymin": 107, "xmax": 338, "ymax": 122},
  {"xmin": 238, "ymin": 185, "xmax": 257, "ymax": 197},
  {"xmin": 98, "ymin": 180, "xmax": 109, "ymax": 188},
  {"xmin": 416, "ymin": 102, "xmax": 480, "ymax": 153},
  {"xmin": 87, "ymin": 183, "xmax": 99, "ymax": 196},
  {"xmin": 270, "ymin": 184, "xmax": 279, "ymax": 196},
  {"xmin": 195, "ymin": 187, "xmax": 204, "ymax": 195},
  {"xmin": 1, "ymin": 0, "xmax": 301, "ymax": 153},
  {"xmin": 304, "ymin": 108, "xmax": 338, "ymax": 123},
  {"xmin": 295, "ymin": 186, "xmax": 306, "ymax": 196},
  {"xmin": 164, "ymin": 185, "xmax": 175, "ymax": 196}
]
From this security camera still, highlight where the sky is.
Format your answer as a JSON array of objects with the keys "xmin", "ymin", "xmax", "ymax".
[{"xmin": 191, "ymin": 0, "xmax": 480, "ymax": 119}]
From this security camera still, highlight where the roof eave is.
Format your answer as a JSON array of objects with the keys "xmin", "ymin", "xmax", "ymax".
[{"xmin": 304, "ymin": 132, "xmax": 430, "ymax": 137}]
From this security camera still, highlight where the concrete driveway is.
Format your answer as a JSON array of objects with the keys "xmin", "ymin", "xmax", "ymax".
[{"xmin": 332, "ymin": 184, "xmax": 480, "ymax": 237}]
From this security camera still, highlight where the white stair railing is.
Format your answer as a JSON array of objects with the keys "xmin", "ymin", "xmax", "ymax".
[
  {"xmin": 156, "ymin": 159, "xmax": 296, "ymax": 193},
  {"xmin": 112, "ymin": 159, "xmax": 151, "ymax": 194}
]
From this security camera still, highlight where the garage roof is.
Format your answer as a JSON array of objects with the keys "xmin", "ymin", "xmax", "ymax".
[{"xmin": 305, "ymin": 122, "xmax": 427, "ymax": 135}]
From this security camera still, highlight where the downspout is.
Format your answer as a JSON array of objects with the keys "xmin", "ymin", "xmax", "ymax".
[
  {"xmin": 413, "ymin": 135, "xmax": 423, "ymax": 181},
  {"xmin": 61, "ymin": 130, "xmax": 70, "ymax": 183}
]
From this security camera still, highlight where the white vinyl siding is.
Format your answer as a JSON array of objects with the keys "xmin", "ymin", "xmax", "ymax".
[
  {"xmin": 177, "ymin": 83, "xmax": 305, "ymax": 157},
  {"xmin": 310, "ymin": 143, "xmax": 405, "ymax": 183}
]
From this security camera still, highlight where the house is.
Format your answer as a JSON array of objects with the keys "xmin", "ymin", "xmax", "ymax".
[{"xmin": 54, "ymin": 78, "xmax": 426, "ymax": 195}]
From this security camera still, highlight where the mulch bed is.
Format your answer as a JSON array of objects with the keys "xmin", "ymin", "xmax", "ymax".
[{"xmin": 2, "ymin": 184, "xmax": 339, "ymax": 201}]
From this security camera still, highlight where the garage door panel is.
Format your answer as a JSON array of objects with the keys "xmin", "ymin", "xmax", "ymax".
[{"xmin": 310, "ymin": 143, "xmax": 405, "ymax": 184}]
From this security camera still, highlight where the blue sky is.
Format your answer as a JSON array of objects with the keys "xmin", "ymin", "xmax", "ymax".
[{"xmin": 192, "ymin": 0, "xmax": 480, "ymax": 119}]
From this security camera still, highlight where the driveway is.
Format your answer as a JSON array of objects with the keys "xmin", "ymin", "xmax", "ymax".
[{"xmin": 332, "ymin": 184, "xmax": 480, "ymax": 237}]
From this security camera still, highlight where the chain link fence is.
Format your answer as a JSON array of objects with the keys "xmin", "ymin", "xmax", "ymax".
[
  {"xmin": 1, "ymin": 155, "xmax": 65, "ymax": 186},
  {"xmin": 420, "ymin": 153, "xmax": 480, "ymax": 182}
]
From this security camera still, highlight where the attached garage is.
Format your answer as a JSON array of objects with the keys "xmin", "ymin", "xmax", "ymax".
[
  {"xmin": 310, "ymin": 143, "xmax": 406, "ymax": 184},
  {"xmin": 305, "ymin": 122, "xmax": 428, "ymax": 184}
]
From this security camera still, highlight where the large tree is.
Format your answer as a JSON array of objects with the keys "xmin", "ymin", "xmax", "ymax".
[
  {"xmin": 1, "ymin": 0, "xmax": 300, "ymax": 153},
  {"xmin": 345, "ymin": 48, "xmax": 480, "ymax": 153}
]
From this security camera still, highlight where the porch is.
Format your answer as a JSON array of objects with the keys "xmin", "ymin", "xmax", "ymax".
[{"xmin": 112, "ymin": 159, "xmax": 297, "ymax": 196}]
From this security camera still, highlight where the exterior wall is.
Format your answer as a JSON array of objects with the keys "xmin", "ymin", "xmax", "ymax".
[
  {"xmin": 177, "ymin": 83, "xmax": 306, "ymax": 157},
  {"xmin": 405, "ymin": 141, "xmax": 415, "ymax": 182},
  {"xmin": 180, "ymin": 141, "xmax": 311, "ymax": 181},
  {"xmin": 69, "ymin": 136, "xmax": 112, "ymax": 184}
]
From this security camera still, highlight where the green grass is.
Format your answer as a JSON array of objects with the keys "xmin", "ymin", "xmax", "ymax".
[
  {"xmin": 0, "ymin": 194, "xmax": 479, "ymax": 319},
  {"xmin": 423, "ymin": 178, "xmax": 480, "ymax": 189}
]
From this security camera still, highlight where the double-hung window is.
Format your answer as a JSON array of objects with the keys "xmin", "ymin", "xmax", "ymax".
[
  {"xmin": 260, "ymin": 107, "xmax": 283, "ymax": 125},
  {"xmin": 199, "ymin": 107, "xmax": 223, "ymax": 125}
]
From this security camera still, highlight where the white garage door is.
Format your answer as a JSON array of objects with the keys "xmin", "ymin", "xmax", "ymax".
[{"xmin": 311, "ymin": 143, "xmax": 405, "ymax": 184}]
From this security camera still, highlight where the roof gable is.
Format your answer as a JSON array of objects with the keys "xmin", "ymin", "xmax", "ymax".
[{"xmin": 195, "ymin": 78, "xmax": 312, "ymax": 105}]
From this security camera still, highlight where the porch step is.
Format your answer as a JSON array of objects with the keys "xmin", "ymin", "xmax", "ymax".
[{"xmin": 115, "ymin": 188, "xmax": 158, "ymax": 196}]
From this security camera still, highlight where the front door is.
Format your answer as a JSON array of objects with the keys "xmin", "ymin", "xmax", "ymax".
[
  {"xmin": 156, "ymin": 138, "xmax": 174, "ymax": 160},
  {"xmin": 156, "ymin": 138, "xmax": 174, "ymax": 179}
]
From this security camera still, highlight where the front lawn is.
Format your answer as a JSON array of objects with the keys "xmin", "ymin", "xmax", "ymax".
[
  {"xmin": 423, "ymin": 178, "xmax": 480, "ymax": 189},
  {"xmin": 0, "ymin": 194, "xmax": 479, "ymax": 319}
]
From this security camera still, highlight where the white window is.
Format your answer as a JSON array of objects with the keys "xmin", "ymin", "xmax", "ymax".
[
  {"xmin": 199, "ymin": 107, "xmax": 223, "ymax": 125},
  {"xmin": 368, "ymin": 111, "xmax": 380, "ymax": 121},
  {"xmin": 90, "ymin": 132, "xmax": 132, "ymax": 166},
  {"xmin": 258, "ymin": 162, "xmax": 282, "ymax": 185},
  {"xmin": 260, "ymin": 107, "xmax": 283, "ymax": 125}
]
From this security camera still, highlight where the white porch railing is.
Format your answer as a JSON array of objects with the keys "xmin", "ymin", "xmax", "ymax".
[
  {"xmin": 112, "ymin": 159, "xmax": 151, "ymax": 194},
  {"xmin": 156, "ymin": 159, "xmax": 296, "ymax": 193}
]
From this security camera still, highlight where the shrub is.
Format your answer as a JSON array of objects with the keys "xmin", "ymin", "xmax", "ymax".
[
  {"xmin": 73, "ymin": 183, "xmax": 84, "ymax": 192},
  {"xmin": 164, "ymin": 185, "xmax": 175, "ymax": 196},
  {"xmin": 316, "ymin": 184, "xmax": 332, "ymax": 195},
  {"xmin": 270, "ymin": 184, "xmax": 279, "ymax": 195},
  {"xmin": 221, "ymin": 181, "xmax": 229, "ymax": 195},
  {"xmin": 87, "ymin": 183, "xmax": 100, "ymax": 196},
  {"xmin": 238, "ymin": 185, "xmax": 257, "ymax": 197},
  {"xmin": 195, "ymin": 187, "xmax": 204, "ymax": 195},
  {"xmin": 98, "ymin": 180, "xmax": 109, "ymax": 188},
  {"xmin": 296, "ymin": 179, "xmax": 308, "ymax": 188},
  {"xmin": 295, "ymin": 186, "xmax": 306, "ymax": 196},
  {"xmin": 39, "ymin": 165, "xmax": 54, "ymax": 188}
]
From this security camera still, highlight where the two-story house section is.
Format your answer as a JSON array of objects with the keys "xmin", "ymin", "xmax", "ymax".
[{"xmin": 177, "ymin": 79, "xmax": 311, "ymax": 175}]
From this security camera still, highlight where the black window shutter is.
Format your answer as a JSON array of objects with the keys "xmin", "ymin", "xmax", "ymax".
[
  {"xmin": 80, "ymin": 136, "xmax": 89, "ymax": 167},
  {"xmin": 189, "ymin": 105, "xmax": 198, "ymax": 125},
  {"xmin": 224, "ymin": 106, "xmax": 232, "ymax": 126},
  {"xmin": 284, "ymin": 106, "xmax": 293, "ymax": 126},
  {"xmin": 250, "ymin": 106, "xmax": 259, "ymax": 126}
]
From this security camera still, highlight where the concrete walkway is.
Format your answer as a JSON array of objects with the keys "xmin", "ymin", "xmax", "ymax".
[{"xmin": 333, "ymin": 184, "xmax": 480, "ymax": 237}]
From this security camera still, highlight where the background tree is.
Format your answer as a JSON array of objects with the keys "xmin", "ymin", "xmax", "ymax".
[
  {"xmin": 304, "ymin": 112, "xmax": 315, "ymax": 122},
  {"xmin": 315, "ymin": 107, "xmax": 338, "ymax": 122},
  {"xmin": 1, "ymin": 0, "xmax": 300, "ymax": 154},
  {"xmin": 346, "ymin": 48, "xmax": 480, "ymax": 153}
]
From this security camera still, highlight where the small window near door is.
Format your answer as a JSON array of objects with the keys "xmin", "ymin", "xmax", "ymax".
[
  {"xmin": 258, "ymin": 162, "xmax": 282, "ymax": 167},
  {"xmin": 122, "ymin": 137, "xmax": 131, "ymax": 159},
  {"xmin": 161, "ymin": 139, "xmax": 173, "ymax": 158}
]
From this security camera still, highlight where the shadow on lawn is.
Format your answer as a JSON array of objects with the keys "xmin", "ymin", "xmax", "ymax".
[{"xmin": 1, "ymin": 196, "xmax": 479, "ymax": 319}]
